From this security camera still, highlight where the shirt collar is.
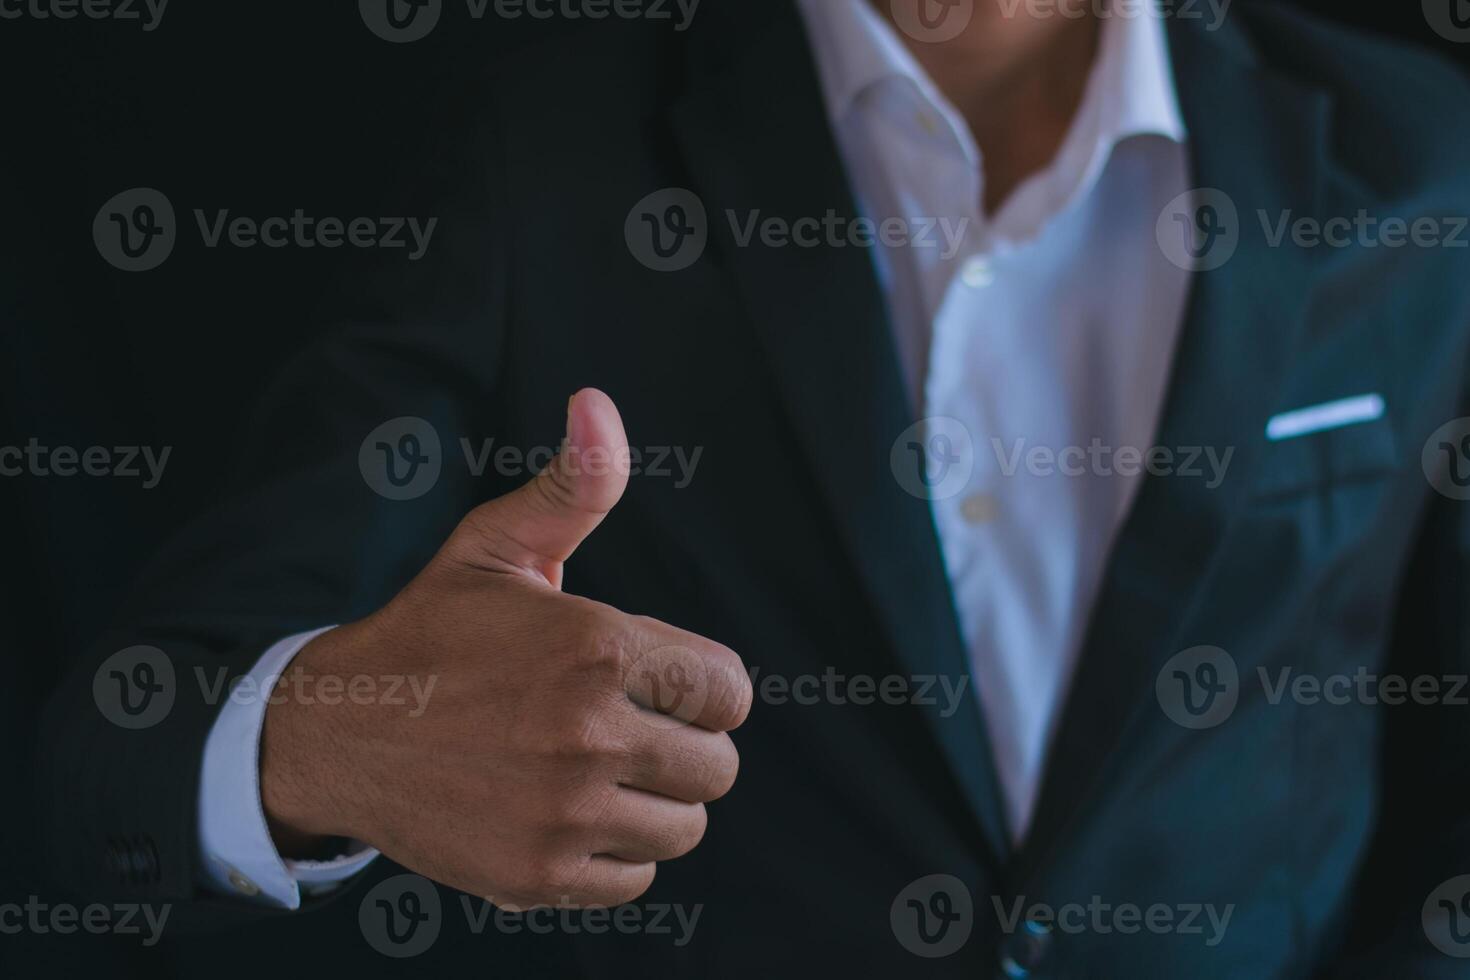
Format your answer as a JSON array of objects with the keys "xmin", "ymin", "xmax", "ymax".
[
  {"xmin": 799, "ymin": 0, "xmax": 935, "ymax": 124},
  {"xmin": 1098, "ymin": 1, "xmax": 1188, "ymax": 145},
  {"xmin": 798, "ymin": 0, "xmax": 1188, "ymax": 149}
]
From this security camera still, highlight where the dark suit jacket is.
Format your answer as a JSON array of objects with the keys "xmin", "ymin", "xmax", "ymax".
[{"xmin": 35, "ymin": 3, "xmax": 1470, "ymax": 977}]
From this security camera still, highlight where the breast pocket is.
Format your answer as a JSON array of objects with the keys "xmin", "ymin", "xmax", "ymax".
[{"xmin": 1249, "ymin": 412, "xmax": 1401, "ymax": 500}]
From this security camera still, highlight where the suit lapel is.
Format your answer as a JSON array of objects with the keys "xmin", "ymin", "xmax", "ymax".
[
  {"xmin": 1013, "ymin": 15, "xmax": 1333, "ymax": 879},
  {"xmin": 668, "ymin": 4, "xmax": 1012, "ymax": 863},
  {"xmin": 664, "ymin": 3, "xmax": 1332, "ymax": 876}
]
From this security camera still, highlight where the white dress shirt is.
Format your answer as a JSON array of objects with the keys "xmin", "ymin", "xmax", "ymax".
[
  {"xmin": 199, "ymin": 0, "xmax": 1193, "ymax": 904},
  {"xmin": 198, "ymin": 628, "xmax": 379, "ymax": 907},
  {"xmin": 798, "ymin": 0, "xmax": 1190, "ymax": 837}
]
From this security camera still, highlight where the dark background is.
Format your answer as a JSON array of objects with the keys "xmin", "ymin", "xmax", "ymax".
[{"xmin": 1, "ymin": 2, "xmax": 1465, "ymax": 975}]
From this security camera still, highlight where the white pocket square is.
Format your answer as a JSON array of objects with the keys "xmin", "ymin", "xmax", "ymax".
[{"xmin": 1266, "ymin": 393, "xmax": 1385, "ymax": 441}]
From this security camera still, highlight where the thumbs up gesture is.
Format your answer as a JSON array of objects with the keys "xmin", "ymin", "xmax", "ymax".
[{"xmin": 259, "ymin": 389, "xmax": 752, "ymax": 908}]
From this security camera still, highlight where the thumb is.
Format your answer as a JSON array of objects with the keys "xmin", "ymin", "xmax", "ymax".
[{"xmin": 458, "ymin": 388, "xmax": 630, "ymax": 586}]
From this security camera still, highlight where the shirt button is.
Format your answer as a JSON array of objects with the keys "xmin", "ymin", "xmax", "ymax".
[
  {"xmin": 960, "ymin": 492, "xmax": 998, "ymax": 525},
  {"xmin": 916, "ymin": 110, "xmax": 940, "ymax": 135},
  {"xmin": 227, "ymin": 868, "xmax": 261, "ymax": 897},
  {"xmin": 961, "ymin": 256, "xmax": 995, "ymax": 288}
]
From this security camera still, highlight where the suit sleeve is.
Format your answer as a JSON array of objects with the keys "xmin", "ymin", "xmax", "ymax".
[{"xmin": 33, "ymin": 98, "xmax": 512, "ymax": 929}]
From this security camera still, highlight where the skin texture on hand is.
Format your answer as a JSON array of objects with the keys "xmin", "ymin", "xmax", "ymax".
[{"xmin": 259, "ymin": 389, "xmax": 752, "ymax": 909}]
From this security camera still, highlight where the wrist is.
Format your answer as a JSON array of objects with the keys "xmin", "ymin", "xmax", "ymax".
[{"xmin": 259, "ymin": 625, "xmax": 365, "ymax": 857}]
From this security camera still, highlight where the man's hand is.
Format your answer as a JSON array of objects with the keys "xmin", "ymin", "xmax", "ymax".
[{"xmin": 258, "ymin": 389, "xmax": 752, "ymax": 908}]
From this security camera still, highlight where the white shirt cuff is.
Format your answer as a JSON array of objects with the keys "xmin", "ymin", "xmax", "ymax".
[{"xmin": 197, "ymin": 627, "xmax": 380, "ymax": 909}]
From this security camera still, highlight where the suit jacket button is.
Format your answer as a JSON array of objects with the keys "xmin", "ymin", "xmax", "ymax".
[
  {"xmin": 998, "ymin": 917, "xmax": 1053, "ymax": 977},
  {"xmin": 105, "ymin": 835, "xmax": 161, "ymax": 884}
]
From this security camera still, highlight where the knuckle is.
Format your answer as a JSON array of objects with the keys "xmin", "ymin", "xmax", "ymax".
[
  {"xmin": 454, "ymin": 502, "xmax": 509, "ymax": 549},
  {"xmin": 514, "ymin": 853, "xmax": 560, "ymax": 902},
  {"xmin": 626, "ymin": 614, "xmax": 664, "ymax": 634},
  {"xmin": 576, "ymin": 612, "xmax": 634, "ymax": 674},
  {"xmin": 551, "ymin": 714, "xmax": 620, "ymax": 772},
  {"xmin": 444, "ymin": 506, "xmax": 524, "ymax": 575},
  {"xmin": 562, "ymin": 783, "xmax": 620, "ymax": 833},
  {"xmin": 451, "ymin": 504, "xmax": 494, "ymax": 544},
  {"xmin": 532, "ymin": 464, "xmax": 579, "ymax": 514},
  {"xmin": 444, "ymin": 509, "xmax": 493, "ymax": 562},
  {"xmin": 522, "ymin": 853, "xmax": 589, "ymax": 904},
  {"xmin": 545, "ymin": 858, "xmax": 593, "ymax": 902}
]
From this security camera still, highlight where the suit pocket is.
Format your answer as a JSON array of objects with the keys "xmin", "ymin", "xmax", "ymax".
[{"xmin": 1249, "ymin": 415, "xmax": 1400, "ymax": 499}]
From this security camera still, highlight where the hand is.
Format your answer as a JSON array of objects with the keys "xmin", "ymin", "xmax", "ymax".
[{"xmin": 259, "ymin": 389, "xmax": 752, "ymax": 908}]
